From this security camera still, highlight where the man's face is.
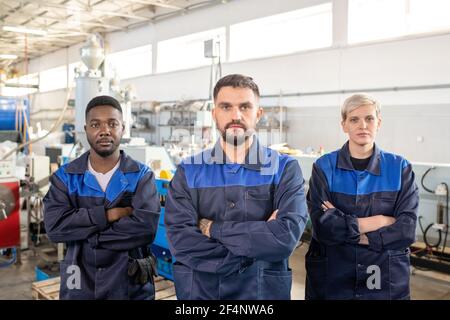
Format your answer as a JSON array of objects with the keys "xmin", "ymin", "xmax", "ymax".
[
  {"xmin": 84, "ymin": 105, "xmax": 124, "ymax": 158},
  {"xmin": 212, "ymin": 86, "xmax": 262, "ymax": 146},
  {"xmin": 341, "ymin": 104, "xmax": 381, "ymax": 148}
]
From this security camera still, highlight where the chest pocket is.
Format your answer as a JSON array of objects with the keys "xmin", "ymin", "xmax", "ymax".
[
  {"xmin": 245, "ymin": 186, "xmax": 274, "ymax": 221},
  {"xmin": 371, "ymin": 193, "xmax": 397, "ymax": 216},
  {"xmin": 72, "ymin": 194, "xmax": 104, "ymax": 209}
]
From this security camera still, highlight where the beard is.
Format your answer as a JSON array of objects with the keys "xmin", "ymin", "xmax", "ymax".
[
  {"xmin": 223, "ymin": 132, "xmax": 249, "ymax": 146},
  {"xmin": 87, "ymin": 135, "xmax": 120, "ymax": 158},
  {"xmin": 220, "ymin": 120, "xmax": 253, "ymax": 146}
]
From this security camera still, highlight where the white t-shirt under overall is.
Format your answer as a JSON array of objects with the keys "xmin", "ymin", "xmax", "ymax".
[{"xmin": 88, "ymin": 158, "xmax": 121, "ymax": 192}]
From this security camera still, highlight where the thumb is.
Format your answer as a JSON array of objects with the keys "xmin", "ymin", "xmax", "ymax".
[{"xmin": 268, "ymin": 209, "xmax": 278, "ymax": 221}]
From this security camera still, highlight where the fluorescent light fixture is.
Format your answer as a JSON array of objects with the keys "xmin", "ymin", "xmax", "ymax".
[
  {"xmin": 0, "ymin": 54, "xmax": 18, "ymax": 60},
  {"xmin": 2, "ymin": 25, "xmax": 47, "ymax": 36}
]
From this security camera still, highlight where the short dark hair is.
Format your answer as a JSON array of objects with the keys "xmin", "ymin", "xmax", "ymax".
[
  {"xmin": 213, "ymin": 74, "xmax": 260, "ymax": 100},
  {"xmin": 85, "ymin": 95, "xmax": 122, "ymax": 118}
]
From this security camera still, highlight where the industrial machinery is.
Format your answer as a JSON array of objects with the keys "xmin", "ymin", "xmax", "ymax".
[
  {"xmin": 411, "ymin": 164, "xmax": 450, "ymax": 274},
  {"xmin": 0, "ymin": 177, "xmax": 20, "ymax": 267},
  {"xmin": 0, "ymin": 97, "xmax": 30, "ymax": 153},
  {"xmin": 24, "ymin": 155, "xmax": 50, "ymax": 246},
  {"xmin": 150, "ymin": 173, "xmax": 175, "ymax": 281},
  {"xmin": 0, "ymin": 134, "xmax": 22, "ymax": 267}
]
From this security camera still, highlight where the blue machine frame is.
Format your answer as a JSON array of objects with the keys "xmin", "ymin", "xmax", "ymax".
[
  {"xmin": 0, "ymin": 97, "xmax": 30, "ymax": 154},
  {"xmin": 0, "ymin": 97, "xmax": 30, "ymax": 130},
  {"xmin": 150, "ymin": 178, "xmax": 175, "ymax": 281}
]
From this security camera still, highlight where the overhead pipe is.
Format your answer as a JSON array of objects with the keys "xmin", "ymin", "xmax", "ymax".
[
  {"xmin": 150, "ymin": 83, "xmax": 450, "ymax": 105},
  {"xmin": 260, "ymin": 84, "xmax": 450, "ymax": 98}
]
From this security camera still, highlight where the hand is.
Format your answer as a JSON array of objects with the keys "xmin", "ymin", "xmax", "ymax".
[
  {"xmin": 106, "ymin": 207, "xmax": 133, "ymax": 223},
  {"xmin": 268, "ymin": 209, "xmax": 278, "ymax": 221},
  {"xmin": 199, "ymin": 218, "xmax": 213, "ymax": 238},
  {"xmin": 321, "ymin": 200, "xmax": 335, "ymax": 212},
  {"xmin": 359, "ymin": 233, "xmax": 369, "ymax": 245}
]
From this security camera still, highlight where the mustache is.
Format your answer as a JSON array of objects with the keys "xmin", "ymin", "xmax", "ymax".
[
  {"xmin": 97, "ymin": 138, "xmax": 114, "ymax": 144},
  {"xmin": 225, "ymin": 120, "xmax": 247, "ymax": 130}
]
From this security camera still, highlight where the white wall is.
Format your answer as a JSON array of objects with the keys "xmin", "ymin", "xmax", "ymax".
[{"xmin": 23, "ymin": 0, "xmax": 450, "ymax": 163}]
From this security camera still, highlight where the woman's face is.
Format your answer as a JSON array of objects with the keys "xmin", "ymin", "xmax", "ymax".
[{"xmin": 341, "ymin": 104, "xmax": 381, "ymax": 148}]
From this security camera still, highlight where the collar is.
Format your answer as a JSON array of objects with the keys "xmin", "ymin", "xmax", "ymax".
[
  {"xmin": 65, "ymin": 150, "xmax": 140, "ymax": 174},
  {"xmin": 88, "ymin": 156, "xmax": 121, "ymax": 175},
  {"xmin": 337, "ymin": 141, "xmax": 381, "ymax": 175},
  {"xmin": 210, "ymin": 136, "xmax": 269, "ymax": 171}
]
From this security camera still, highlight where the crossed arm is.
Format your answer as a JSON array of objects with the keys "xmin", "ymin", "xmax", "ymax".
[
  {"xmin": 320, "ymin": 200, "xmax": 395, "ymax": 245},
  {"xmin": 43, "ymin": 170, "xmax": 160, "ymax": 251},
  {"xmin": 308, "ymin": 162, "xmax": 418, "ymax": 251},
  {"xmin": 198, "ymin": 210, "xmax": 278, "ymax": 237},
  {"xmin": 165, "ymin": 160, "xmax": 308, "ymax": 274}
]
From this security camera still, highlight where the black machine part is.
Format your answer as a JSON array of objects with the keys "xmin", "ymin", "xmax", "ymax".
[
  {"xmin": 419, "ymin": 167, "xmax": 449, "ymax": 258},
  {"xmin": 0, "ymin": 184, "xmax": 16, "ymax": 221}
]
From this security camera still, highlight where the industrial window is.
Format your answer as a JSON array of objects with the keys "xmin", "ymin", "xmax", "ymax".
[
  {"xmin": 39, "ymin": 66, "xmax": 67, "ymax": 92},
  {"xmin": 105, "ymin": 44, "xmax": 152, "ymax": 80},
  {"xmin": 348, "ymin": 0, "xmax": 450, "ymax": 44},
  {"xmin": 2, "ymin": 73, "xmax": 38, "ymax": 96},
  {"xmin": 156, "ymin": 27, "xmax": 226, "ymax": 73},
  {"xmin": 229, "ymin": 3, "xmax": 332, "ymax": 62}
]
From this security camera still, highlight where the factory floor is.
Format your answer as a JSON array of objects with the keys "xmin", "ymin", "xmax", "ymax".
[{"xmin": 1, "ymin": 241, "xmax": 450, "ymax": 300}]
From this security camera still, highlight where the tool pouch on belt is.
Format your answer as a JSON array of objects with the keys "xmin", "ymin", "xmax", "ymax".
[{"xmin": 128, "ymin": 253, "xmax": 158, "ymax": 285}]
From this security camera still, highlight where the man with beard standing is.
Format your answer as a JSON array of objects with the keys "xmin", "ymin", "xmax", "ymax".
[
  {"xmin": 43, "ymin": 95, "xmax": 160, "ymax": 300},
  {"xmin": 165, "ymin": 74, "xmax": 308, "ymax": 300}
]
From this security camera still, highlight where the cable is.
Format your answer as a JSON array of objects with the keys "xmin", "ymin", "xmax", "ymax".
[
  {"xmin": 419, "ymin": 167, "xmax": 450, "ymax": 260},
  {"xmin": 418, "ymin": 215, "xmax": 426, "ymax": 234},
  {"xmin": 420, "ymin": 215, "xmax": 442, "ymax": 249},
  {"xmin": 423, "ymin": 223, "xmax": 442, "ymax": 249},
  {"xmin": 421, "ymin": 167, "xmax": 436, "ymax": 193},
  {"xmin": 441, "ymin": 183, "xmax": 449, "ymax": 257}
]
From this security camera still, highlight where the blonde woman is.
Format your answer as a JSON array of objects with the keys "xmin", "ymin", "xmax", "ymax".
[{"xmin": 305, "ymin": 93, "xmax": 419, "ymax": 300}]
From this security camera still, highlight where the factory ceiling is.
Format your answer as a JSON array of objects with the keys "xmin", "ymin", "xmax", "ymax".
[{"xmin": 0, "ymin": 0, "xmax": 231, "ymax": 70}]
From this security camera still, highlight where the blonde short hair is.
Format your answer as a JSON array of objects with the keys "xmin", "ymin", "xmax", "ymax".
[{"xmin": 341, "ymin": 93, "xmax": 381, "ymax": 121}]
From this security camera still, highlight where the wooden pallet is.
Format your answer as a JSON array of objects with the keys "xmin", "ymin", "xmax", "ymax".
[
  {"xmin": 31, "ymin": 276, "xmax": 176, "ymax": 300},
  {"xmin": 31, "ymin": 277, "xmax": 60, "ymax": 300},
  {"xmin": 154, "ymin": 276, "xmax": 177, "ymax": 300}
]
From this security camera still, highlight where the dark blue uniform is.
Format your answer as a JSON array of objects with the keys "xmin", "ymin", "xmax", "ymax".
[
  {"xmin": 165, "ymin": 140, "xmax": 308, "ymax": 300},
  {"xmin": 43, "ymin": 151, "xmax": 160, "ymax": 300},
  {"xmin": 305, "ymin": 142, "xmax": 419, "ymax": 300}
]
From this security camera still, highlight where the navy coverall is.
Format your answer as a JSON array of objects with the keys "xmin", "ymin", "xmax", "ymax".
[
  {"xmin": 165, "ymin": 140, "xmax": 308, "ymax": 300},
  {"xmin": 305, "ymin": 142, "xmax": 419, "ymax": 300},
  {"xmin": 43, "ymin": 151, "xmax": 160, "ymax": 299}
]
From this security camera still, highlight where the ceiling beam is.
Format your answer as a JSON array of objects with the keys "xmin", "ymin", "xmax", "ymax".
[
  {"xmin": 0, "ymin": 0, "xmax": 30, "ymax": 21},
  {"xmin": 18, "ymin": 0, "xmax": 151, "ymax": 21},
  {"xmin": 20, "ymin": 14, "xmax": 124, "ymax": 30},
  {"xmin": 120, "ymin": 0, "xmax": 182, "ymax": 10}
]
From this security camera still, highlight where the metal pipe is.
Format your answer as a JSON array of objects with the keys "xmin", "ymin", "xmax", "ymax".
[
  {"xmin": 3, "ymin": 83, "xmax": 39, "ymax": 89},
  {"xmin": 260, "ymin": 84, "xmax": 450, "ymax": 98},
  {"xmin": 147, "ymin": 83, "xmax": 450, "ymax": 104}
]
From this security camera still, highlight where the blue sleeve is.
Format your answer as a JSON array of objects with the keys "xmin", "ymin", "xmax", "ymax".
[
  {"xmin": 91, "ymin": 170, "xmax": 161, "ymax": 251},
  {"xmin": 209, "ymin": 160, "xmax": 308, "ymax": 261},
  {"xmin": 366, "ymin": 164, "xmax": 418, "ymax": 252},
  {"xmin": 43, "ymin": 172, "xmax": 108, "ymax": 243},
  {"xmin": 165, "ymin": 166, "xmax": 247, "ymax": 275},
  {"xmin": 307, "ymin": 162, "xmax": 360, "ymax": 246}
]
